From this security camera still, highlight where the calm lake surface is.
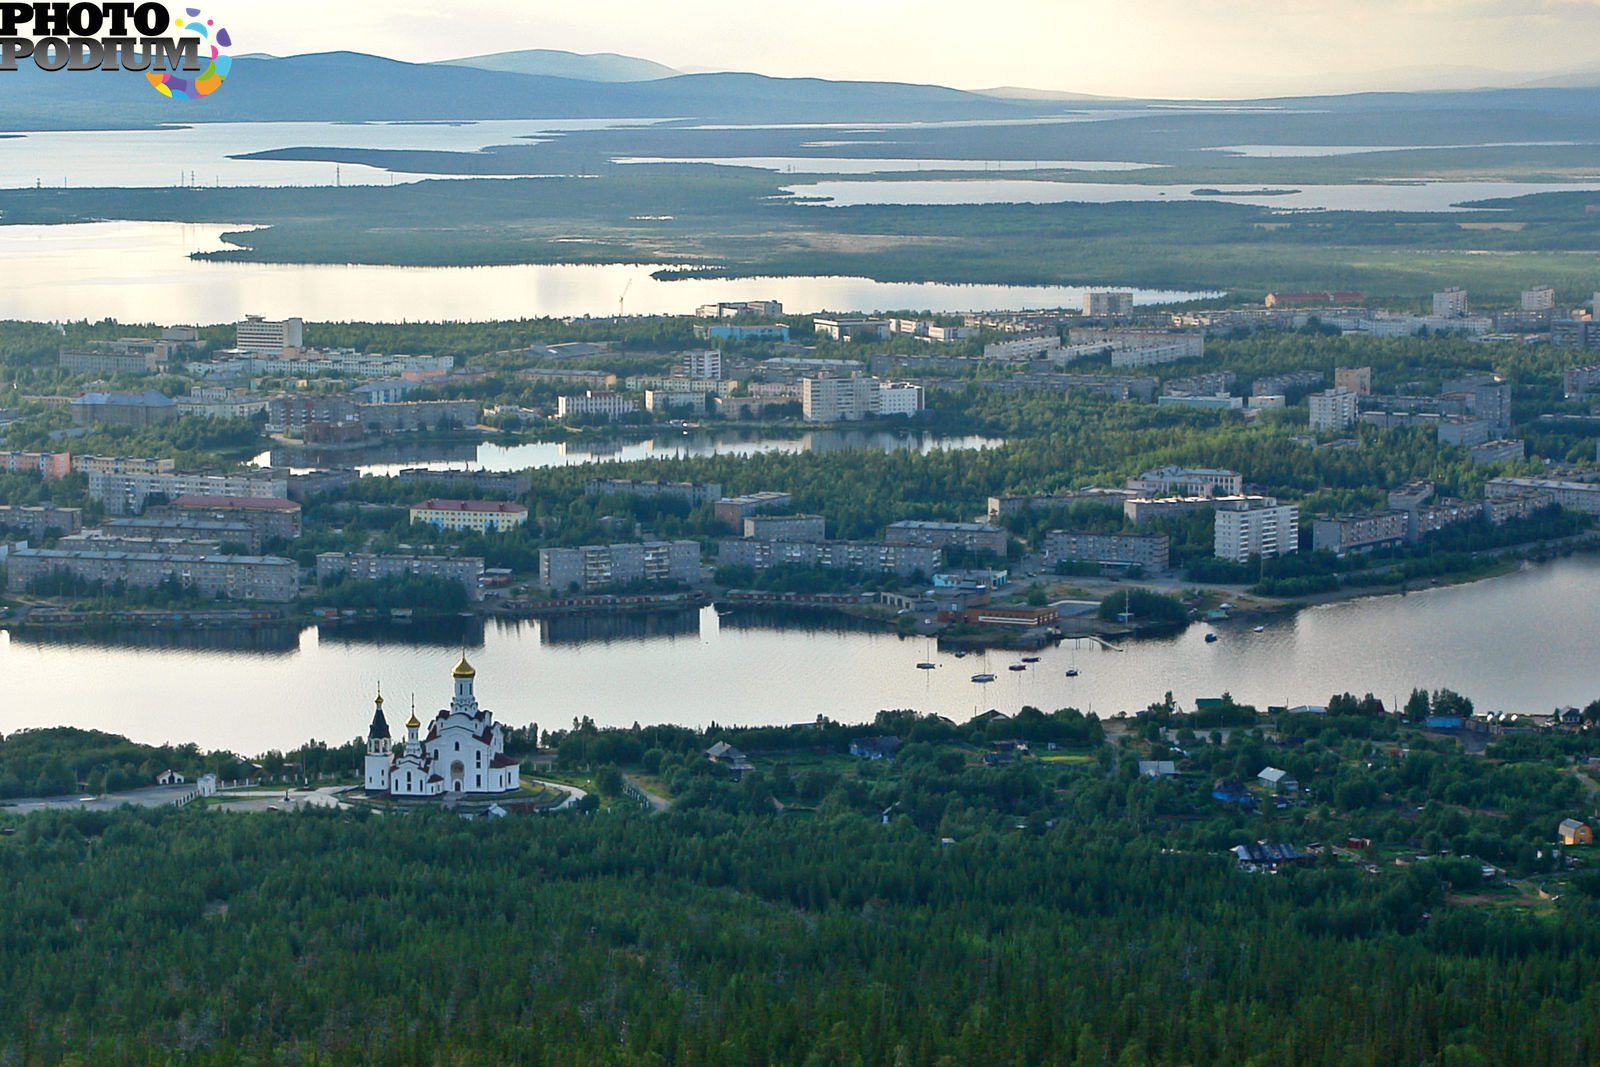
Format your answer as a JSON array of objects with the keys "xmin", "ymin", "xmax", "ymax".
[
  {"xmin": 4, "ymin": 556, "xmax": 1599, "ymax": 755},
  {"xmin": 788, "ymin": 178, "xmax": 1600, "ymax": 212},
  {"xmin": 0, "ymin": 221, "xmax": 1216, "ymax": 322}
]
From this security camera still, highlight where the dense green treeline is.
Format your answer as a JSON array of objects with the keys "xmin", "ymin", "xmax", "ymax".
[{"xmin": 3, "ymin": 800, "xmax": 1600, "ymax": 1064}]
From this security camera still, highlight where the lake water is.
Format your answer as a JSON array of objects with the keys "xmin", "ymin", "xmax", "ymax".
[
  {"xmin": 0, "ymin": 119, "xmax": 663, "ymax": 189},
  {"xmin": 613, "ymin": 157, "xmax": 1159, "ymax": 173},
  {"xmin": 253, "ymin": 430, "xmax": 1006, "ymax": 476},
  {"xmin": 787, "ymin": 178, "xmax": 1600, "ymax": 212},
  {"xmin": 4, "ymin": 555, "xmax": 1599, "ymax": 755},
  {"xmin": 0, "ymin": 221, "xmax": 1217, "ymax": 322}
]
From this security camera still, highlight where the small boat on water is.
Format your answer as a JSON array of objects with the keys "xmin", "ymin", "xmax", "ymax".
[
  {"xmin": 953, "ymin": 650, "xmax": 968, "ymax": 658},
  {"xmin": 1205, "ymin": 633, "xmax": 1218, "ymax": 643},
  {"xmin": 1064, "ymin": 668, "xmax": 1079, "ymax": 678},
  {"xmin": 971, "ymin": 673, "xmax": 996, "ymax": 683},
  {"xmin": 1008, "ymin": 664, "xmax": 1026, "ymax": 672},
  {"xmin": 1252, "ymin": 625, "xmax": 1265, "ymax": 633},
  {"xmin": 916, "ymin": 662, "xmax": 937, "ymax": 670},
  {"xmin": 1021, "ymin": 655, "xmax": 1040, "ymax": 663}
]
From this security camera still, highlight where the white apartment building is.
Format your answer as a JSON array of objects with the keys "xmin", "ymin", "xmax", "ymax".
[
  {"xmin": 681, "ymin": 349, "xmax": 723, "ymax": 379},
  {"xmin": 1308, "ymin": 388, "xmax": 1359, "ymax": 431},
  {"xmin": 557, "ymin": 392, "xmax": 639, "ymax": 420},
  {"xmin": 235, "ymin": 315, "xmax": 303, "ymax": 355},
  {"xmin": 803, "ymin": 376, "xmax": 879, "ymax": 421},
  {"xmin": 1432, "ymin": 288, "xmax": 1469, "ymax": 318},
  {"xmin": 1522, "ymin": 286, "xmax": 1556, "ymax": 311},
  {"xmin": 983, "ymin": 335, "xmax": 1063, "ymax": 361},
  {"xmin": 1214, "ymin": 497, "xmax": 1300, "ymax": 562},
  {"xmin": 1082, "ymin": 291, "xmax": 1134, "ymax": 316},
  {"xmin": 876, "ymin": 382, "xmax": 924, "ymax": 416}
]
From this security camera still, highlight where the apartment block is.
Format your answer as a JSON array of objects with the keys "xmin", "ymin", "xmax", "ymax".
[
  {"xmin": 1, "ymin": 451, "xmax": 72, "ymax": 480},
  {"xmin": 235, "ymin": 315, "xmax": 303, "ymax": 355},
  {"xmin": 409, "ymin": 499, "xmax": 528, "ymax": 533},
  {"xmin": 1333, "ymin": 366, "xmax": 1372, "ymax": 395},
  {"xmin": 1470, "ymin": 439, "xmax": 1525, "ymax": 465},
  {"xmin": 1082, "ymin": 291, "xmax": 1134, "ymax": 317},
  {"xmin": 1042, "ymin": 530, "xmax": 1170, "ymax": 571},
  {"xmin": 539, "ymin": 541, "xmax": 701, "ymax": 591},
  {"xmin": 713, "ymin": 492, "xmax": 793, "ymax": 529},
  {"xmin": 315, "ymin": 552, "xmax": 485, "ymax": 600},
  {"xmin": 1432, "ymin": 288, "xmax": 1469, "ymax": 318},
  {"xmin": 103, "ymin": 516, "xmax": 260, "ymax": 553},
  {"xmin": 884, "ymin": 520, "xmax": 1008, "ymax": 557},
  {"xmin": 743, "ymin": 514, "xmax": 826, "ymax": 542},
  {"xmin": 59, "ymin": 338, "xmax": 173, "ymax": 376},
  {"xmin": 1486, "ymin": 477, "xmax": 1600, "ymax": 515},
  {"xmin": 1213, "ymin": 497, "xmax": 1299, "ymax": 562},
  {"xmin": 681, "ymin": 350, "xmax": 723, "ymax": 379},
  {"xmin": 813, "ymin": 317, "xmax": 891, "ymax": 341},
  {"xmin": 1311, "ymin": 510, "xmax": 1409, "ymax": 555},
  {"xmin": 7, "ymin": 547, "xmax": 298, "ymax": 602},
  {"xmin": 557, "ymin": 392, "xmax": 638, "ymax": 421},
  {"xmin": 165, "ymin": 495, "xmax": 303, "ymax": 541},
  {"xmin": 584, "ymin": 479, "xmax": 723, "ymax": 506},
  {"xmin": 89, "ymin": 469, "xmax": 291, "ymax": 516},
  {"xmin": 803, "ymin": 376, "xmax": 879, "ymax": 421},
  {"xmin": 1309, "ymin": 388, "xmax": 1360, "ymax": 432},
  {"xmin": 0, "ymin": 505, "xmax": 82, "ymax": 539},
  {"xmin": 717, "ymin": 538, "xmax": 940, "ymax": 578}
]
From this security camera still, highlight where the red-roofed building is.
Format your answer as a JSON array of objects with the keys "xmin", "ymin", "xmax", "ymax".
[{"xmin": 409, "ymin": 498, "xmax": 528, "ymax": 533}]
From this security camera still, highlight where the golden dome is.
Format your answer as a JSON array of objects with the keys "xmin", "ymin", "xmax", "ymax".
[
  {"xmin": 452, "ymin": 653, "xmax": 476, "ymax": 679},
  {"xmin": 405, "ymin": 710, "xmax": 421, "ymax": 729}
]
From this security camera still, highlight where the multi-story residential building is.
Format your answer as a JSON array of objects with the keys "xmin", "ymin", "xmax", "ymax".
[
  {"xmin": 316, "ymin": 552, "xmax": 486, "ymax": 600},
  {"xmin": 1309, "ymin": 388, "xmax": 1360, "ymax": 432},
  {"xmin": 0, "ymin": 505, "xmax": 82, "ymax": 539},
  {"xmin": 192, "ymin": 349, "xmax": 452, "ymax": 379},
  {"xmin": 1432, "ymin": 288, "xmax": 1469, "ymax": 318},
  {"xmin": 1563, "ymin": 364, "xmax": 1600, "ymax": 396},
  {"xmin": 1252, "ymin": 369, "xmax": 1326, "ymax": 399},
  {"xmin": 518, "ymin": 368, "xmax": 618, "ymax": 388},
  {"xmin": 645, "ymin": 389, "xmax": 712, "ymax": 414},
  {"xmin": 58, "ymin": 338, "xmax": 173, "ymax": 376},
  {"xmin": 987, "ymin": 489, "xmax": 1138, "ymax": 518},
  {"xmin": 349, "ymin": 379, "xmax": 422, "ymax": 405},
  {"xmin": 744, "ymin": 514, "xmax": 826, "ymax": 542},
  {"xmin": 1163, "ymin": 372, "xmax": 1236, "ymax": 398},
  {"xmin": 355, "ymin": 399, "xmax": 478, "ymax": 432},
  {"xmin": 1437, "ymin": 417, "xmax": 1491, "ymax": 447},
  {"xmin": 1124, "ymin": 496, "xmax": 1218, "ymax": 524},
  {"xmin": 1069, "ymin": 328, "xmax": 1205, "ymax": 360},
  {"xmin": 1333, "ymin": 366, "xmax": 1372, "ymax": 395},
  {"xmin": 986, "ymin": 371, "xmax": 1159, "ymax": 402},
  {"xmin": 983, "ymin": 335, "xmax": 1063, "ymax": 361},
  {"xmin": 1486, "ymin": 477, "xmax": 1600, "ymax": 515},
  {"xmin": 1311, "ymin": 510, "xmax": 1409, "ymax": 555},
  {"xmin": 1443, "ymin": 373, "xmax": 1512, "ymax": 434},
  {"xmin": 166, "ymin": 495, "xmax": 303, "ymax": 541},
  {"xmin": 70, "ymin": 390, "xmax": 177, "ymax": 427},
  {"xmin": 266, "ymin": 396, "xmax": 358, "ymax": 434},
  {"xmin": 59, "ymin": 532, "xmax": 224, "ymax": 557},
  {"xmin": 1111, "ymin": 341, "xmax": 1204, "ymax": 369},
  {"xmin": 1484, "ymin": 488, "xmax": 1551, "ymax": 524},
  {"xmin": 409, "ymin": 499, "xmax": 528, "ymax": 533},
  {"xmin": 6, "ymin": 547, "xmax": 298, "ymax": 602},
  {"xmin": 712, "ymin": 492, "xmax": 793, "ymax": 529},
  {"xmin": 813, "ymin": 317, "xmax": 891, "ymax": 341},
  {"xmin": 539, "ymin": 541, "xmax": 701, "ymax": 591},
  {"xmin": 696, "ymin": 300, "xmax": 783, "ymax": 318},
  {"xmin": 1523, "ymin": 286, "xmax": 1556, "ymax": 311},
  {"xmin": 584, "ymin": 479, "xmax": 723, "ymax": 506},
  {"xmin": 1042, "ymin": 530, "xmax": 1170, "ymax": 571},
  {"xmin": 876, "ymin": 382, "xmax": 924, "ymax": 416},
  {"xmin": 175, "ymin": 386, "xmax": 270, "ymax": 419},
  {"xmin": 694, "ymin": 323, "xmax": 790, "ymax": 342},
  {"xmin": 1082, "ymin": 291, "xmax": 1134, "ymax": 317},
  {"xmin": 624, "ymin": 376, "xmax": 736, "ymax": 397},
  {"xmin": 235, "ymin": 315, "xmax": 303, "ymax": 355},
  {"xmin": 717, "ymin": 538, "xmax": 940, "ymax": 577},
  {"xmin": 89, "ymin": 469, "xmax": 291, "ymax": 516},
  {"xmin": 681, "ymin": 350, "xmax": 723, "ymax": 379},
  {"xmin": 1411, "ymin": 499, "xmax": 1485, "ymax": 539},
  {"xmin": 1553, "ymin": 322, "xmax": 1600, "ymax": 350},
  {"xmin": 1213, "ymin": 497, "xmax": 1299, "ymax": 562},
  {"xmin": 396, "ymin": 469, "xmax": 532, "ymax": 498},
  {"xmin": 556, "ymin": 392, "xmax": 638, "ymax": 421},
  {"xmin": 803, "ymin": 376, "xmax": 880, "ymax": 421},
  {"xmin": 885, "ymin": 520, "xmax": 1008, "ymax": 557},
  {"xmin": 1470, "ymin": 439, "xmax": 1526, "ymax": 465},
  {"xmin": 1126, "ymin": 466, "xmax": 1243, "ymax": 498},
  {"xmin": 102, "ymin": 516, "xmax": 260, "ymax": 553},
  {"xmin": 1, "ymin": 451, "xmax": 72, "ymax": 480},
  {"xmin": 73, "ymin": 455, "xmax": 176, "ymax": 477}
]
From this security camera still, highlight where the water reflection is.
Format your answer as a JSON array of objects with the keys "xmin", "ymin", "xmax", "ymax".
[{"xmin": 0, "ymin": 221, "xmax": 1219, "ymax": 323}]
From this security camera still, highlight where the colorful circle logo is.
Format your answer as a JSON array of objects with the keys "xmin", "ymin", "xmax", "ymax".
[{"xmin": 146, "ymin": 8, "xmax": 232, "ymax": 100}]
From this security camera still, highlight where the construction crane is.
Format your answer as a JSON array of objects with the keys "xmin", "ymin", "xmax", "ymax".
[{"xmin": 618, "ymin": 279, "xmax": 632, "ymax": 318}]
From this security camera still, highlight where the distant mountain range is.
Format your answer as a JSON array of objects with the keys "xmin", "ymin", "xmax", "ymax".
[
  {"xmin": 435, "ymin": 48, "xmax": 681, "ymax": 82},
  {"xmin": 4, "ymin": 48, "xmax": 1600, "ymax": 132}
]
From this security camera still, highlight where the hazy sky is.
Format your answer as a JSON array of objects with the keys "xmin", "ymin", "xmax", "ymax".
[{"xmin": 237, "ymin": 0, "xmax": 1600, "ymax": 98}]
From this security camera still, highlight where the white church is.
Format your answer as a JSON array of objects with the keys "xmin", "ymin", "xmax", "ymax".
[{"xmin": 364, "ymin": 654, "xmax": 521, "ymax": 798}]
